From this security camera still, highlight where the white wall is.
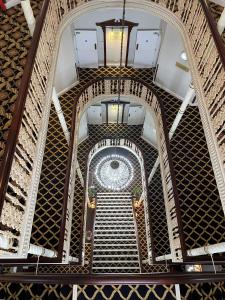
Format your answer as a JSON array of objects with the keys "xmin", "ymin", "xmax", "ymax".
[
  {"xmin": 54, "ymin": 25, "xmax": 77, "ymax": 94},
  {"xmin": 155, "ymin": 23, "xmax": 191, "ymax": 100},
  {"xmin": 142, "ymin": 111, "xmax": 157, "ymax": 148},
  {"xmin": 73, "ymin": 8, "xmax": 161, "ymax": 66},
  {"xmin": 78, "ymin": 112, "xmax": 88, "ymax": 143}
]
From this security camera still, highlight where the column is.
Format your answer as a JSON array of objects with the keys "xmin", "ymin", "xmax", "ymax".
[
  {"xmin": 21, "ymin": 0, "xmax": 36, "ymax": 36},
  {"xmin": 217, "ymin": 8, "xmax": 225, "ymax": 35}
]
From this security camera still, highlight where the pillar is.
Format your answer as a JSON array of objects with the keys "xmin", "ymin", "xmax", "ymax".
[
  {"xmin": 52, "ymin": 87, "xmax": 70, "ymax": 144},
  {"xmin": 169, "ymin": 83, "xmax": 195, "ymax": 139},
  {"xmin": 21, "ymin": 0, "xmax": 36, "ymax": 36},
  {"xmin": 217, "ymin": 8, "xmax": 225, "ymax": 35}
]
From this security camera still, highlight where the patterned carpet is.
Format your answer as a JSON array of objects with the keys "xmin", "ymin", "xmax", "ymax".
[
  {"xmin": 0, "ymin": 1, "xmax": 42, "ymax": 163},
  {"xmin": 29, "ymin": 66, "xmax": 225, "ymax": 267},
  {"xmin": 30, "ymin": 103, "xmax": 69, "ymax": 252},
  {"xmin": 74, "ymin": 128, "xmax": 168, "ymax": 273},
  {"xmin": 0, "ymin": 282, "xmax": 225, "ymax": 299},
  {"xmin": 0, "ymin": 1, "xmax": 224, "ymax": 273},
  {"xmin": 0, "ymin": 0, "xmax": 223, "ymax": 165}
]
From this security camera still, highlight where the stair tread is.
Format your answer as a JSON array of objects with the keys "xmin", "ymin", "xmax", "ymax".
[{"xmin": 93, "ymin": 192, "xmax": 140, "ymax": 274}]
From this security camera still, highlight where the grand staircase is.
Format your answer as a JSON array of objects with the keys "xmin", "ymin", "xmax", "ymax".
[{"xmin": 92, "ymin": 192, "xmax": 140, "ymax": 273}]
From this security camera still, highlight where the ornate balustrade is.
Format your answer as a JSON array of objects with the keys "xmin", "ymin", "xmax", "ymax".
[
  {"xmin": 0, "ymin": 0, "xmax": 224, "ymax": 262},
  {"xmin": 86, "ymin": 138, "xmax": 153, "ymax": 264},
  {"xmin": 66, "ymin": 78, "xmax": 184, "ymax": 262}
]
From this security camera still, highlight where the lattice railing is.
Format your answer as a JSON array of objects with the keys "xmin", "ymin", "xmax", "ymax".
[
  {"xmin": 86, "ymin": 138, "xmax": 152, "ymax": 264},
  {"xmin": 0, "ymin": 0, "xmax": 224, "ymax": 260},
  {"xmin": 68, "ymin": 78, "xmax": 184, "ymax": 262}
]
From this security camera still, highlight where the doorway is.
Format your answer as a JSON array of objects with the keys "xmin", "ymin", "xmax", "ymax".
[
  {"xmin": 74, "ymin": 30, "xmax": 98, "ymax": 67},
  {"xmin": 134, "ymin": 30, "xmax": 161, "ymax": 68}
]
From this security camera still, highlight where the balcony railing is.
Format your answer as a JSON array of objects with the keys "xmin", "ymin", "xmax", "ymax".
[{"xmin": 0, "ymin": 0, "xmax": 224, "ymax": 264}]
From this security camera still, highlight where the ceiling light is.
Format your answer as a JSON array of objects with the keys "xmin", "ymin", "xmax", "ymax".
[
  {"xmin": 180, "ymin": 51, "xmax": 188, "ymax": 61},
  {"xmin": 95, "ymin": 154, "xmax": 134, "ymax": 191}
]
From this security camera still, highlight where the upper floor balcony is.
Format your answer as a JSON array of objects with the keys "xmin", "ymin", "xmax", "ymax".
[{"xmin": 0, "ymin": 0, "xmax": 225, "ymax": 296}]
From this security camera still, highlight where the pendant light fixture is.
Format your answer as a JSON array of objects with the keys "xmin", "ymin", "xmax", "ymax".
[{"xmin": 116, "ymin": 0, "xmax": 126, "ymax": 126}]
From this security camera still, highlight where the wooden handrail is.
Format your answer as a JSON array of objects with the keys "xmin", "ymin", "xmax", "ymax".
[
  {"xmin": 61, "ymin": 77, "xmax": 186, "ymax": 264},
  {"xmin": 0, "ymin": 272, "xmax": 225, "ymax": 284},
  {"xmin": 199, "ymin": 0, "xmax": 225, "ymax": 69},
  {"xmin": 0, "ymin": 0, "xmax": 224, "ymax": 264},
  {"xmin": 0, "ymin": 0, "xmax": 50, "ymax": 214}
]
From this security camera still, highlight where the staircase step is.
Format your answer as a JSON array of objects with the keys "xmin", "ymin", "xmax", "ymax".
[
  {"xmin": 95, "ymin": 220, "xmax": 133, "ymax": 224},
  {"xmin": 97, "ymin": 203, "xmax": 130, "ymax": 210},
  {"xmin": 93, "ymin": 249, "xmax": 138, "ymax": 252},
  {"xmin": 93, "ymin": 254, "xmax": 138, "ymax": 258},
  {"xmin": 95, "ymin": 234, "xmax": 136, "ymax": 238},
  {"xmin": 97, "ymin": 196, "xmax": 132, "ymax": 199},
  {"xmin": 93, "ymin": 260, "xmax": 139, "ymax": 264},
  {"xmin": 97, "ymin": 199, "xmax": 131, "ymax": 202},
  {"xmin": 95, "ymin": 244, "xmax": 136, "ymax": 246},
  {"xmin": 95, "ymin": 216, "xmax": 133, "ymax": 219},
  {"xmin": 95, "ymin": 226, "xmax": 135, "ymax": 230},
  {"xmin": 96, "ymin": 209, "xmax": 132, "ymax": 212},
  {"xmin": 95, "ymin": 229, "xmax": 135, "ymax": 232},
  {"xmin": 98, "ymin": 192, "xmax": 131, "ymax": 195},
  {"xmin": 93, "ymin": 191, "xmax": 139, "ymax": 274}
]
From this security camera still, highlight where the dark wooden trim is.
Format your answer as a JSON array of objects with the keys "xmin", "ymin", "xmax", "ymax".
[
  {"xmin": 78, "ymin": 173, "xmax": 87, "ymax": 264},
  {"xmin": 78, "ymin": 77, "xmax": 185, "ymax": 257},
  {"xmin": 199, "ymin": 0, "xmax": 225, "ymax": 69},
  {"xmin": 96, "ymin": 19, "xmax": 138, "ymax": 28},
  {"xmin": 144, "ymin": 163, "xmax": 157, "ymax": 264},
  {"xmin": 0, "ymin": 0, "xmax": 50, "ymax": 216},
  {"xmin": 105, "ymin": 103, "xmax": 108, "ymax": 125},
  {"xmin": 184, "ymin": 255, "xmax": 225, "ymax": 264},
  {"xmin": 103, "ymin": 27, "xmax": 107, "ymax": 67},
  {"xmin": 96, "ymin": 19, "xmax": 138, "ymax": 67},
  {"xmin": 125, "ymin": 27, "xmax": 132, "ymax": 67},
  {"xmin": 153, "ymin": 64, "xmax": 159, "ymax": 82},
  {"xmin": 132, "ymin": 199, "xmax": 143, "ymax": 272},
  {"xmin": 159, "ymin": 100, "xmax": 187, "ymax": 260},
  {"xmin": 1, "ymin": 272, "xmax": 225, "ymax": 284},
  {"xmin": 89, "ymin": 195, "xmax": 97, "ymax": 273},
  {"xmin": 57, "ymin": 84, "xmax": 79, "ymax": 262},
  {"xmin": 121, "ymin": 103, "xmax": 125, "ymax": 124}
]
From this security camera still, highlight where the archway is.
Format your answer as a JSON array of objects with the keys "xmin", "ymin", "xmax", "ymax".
[{"xmin": 66, "ymin": 77, "xmax": 184, "ymax": 262}]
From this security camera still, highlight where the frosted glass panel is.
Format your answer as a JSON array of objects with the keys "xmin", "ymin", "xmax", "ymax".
[{"xmin": 106, "ymin": 27, "xmax": 128, "ymax": 66}]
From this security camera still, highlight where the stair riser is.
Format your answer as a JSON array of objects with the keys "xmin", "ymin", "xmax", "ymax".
[{"xmin": 93, "ymin": 192, "xmax": 139, "ymax": 274}]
